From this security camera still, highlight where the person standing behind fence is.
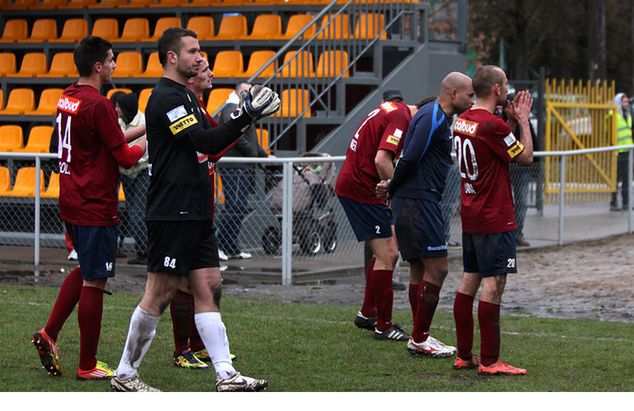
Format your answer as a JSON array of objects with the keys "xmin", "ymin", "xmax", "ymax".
[
  {"xmin": 32, "ymin": 36, "xmax": 146, "ymax": 380},
  {"xmin": 216, "ymin": 82, "xmax": 271, "ymax": 261},
  {"xmin": 451, "ymin": 65, "xmax": 533, "ymax": 375},
  {"xmin": 336, "ymin": 89, "xmax": 413, "ymax": 342},
  {"xmin": 610, "ymin": 92, "xmax": 633, "ymax": 211}
]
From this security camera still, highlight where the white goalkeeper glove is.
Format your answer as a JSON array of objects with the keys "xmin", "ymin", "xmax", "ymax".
[{"xmin": 238, "ymin": 85, "xmax": 281, "ymax": 121}]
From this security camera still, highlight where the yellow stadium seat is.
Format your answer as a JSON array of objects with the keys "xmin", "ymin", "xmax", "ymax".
[
  {"xmin": 249, "ymin": 14, "xmax": 281, "ymax": 40},
  {"xmin": 41, "ymin": 172, "xmax": 60, "ymax": 198},
  {"xmin": 31, "ymin": 0, "xmax": 69, "ymax": 9},
  {"xmin": 38, "ymin": 52, "xmax": 77, "ymax": 78},
  {"xmin": 10, "ymin": 53, "xmax": 47, "ymax": 78},
  {"xmin": 187, "ymin": 16, "xmax": 215, "ymax": 41},
  {"xmin": 317, "ymin": 14, "xmax": 350, "ymax": 40},
  {"xmin": 355, "ymin": 13, "xmax": 387, "ymax": 40},
  {"xmin": 276, "ymin": 88, "xmax": 311, "ymax": 118},
  {"xmin": 50, "ymin": 19, "xmax": 88, "ymax": 43},
  {"xmin": 118, "ymin": 183, "xmax": 125, "ymax": 201},
  {"xmin": 212, "ymin": 50, "xmax": 244, "ymax": 78},
  {"xmin": 243, "ymin": 50, "xmax": 277, "ymax": 78},
  {"xmin": 0, "ymin": 89, "xmax": 3, "ymax": 111},
  {"xmin": 279, "ymin": 14, "xmax": 316, "ymax": 40},
  {"xmin": 214, "ymin": 172, "xmax": 224, "ymax": 204},
  {"xmin": 279, "ymin": 50, "xmax": 315, "ymax": 78},
  {"xmin": 0, "ymin": 53, "xmax": 17, "ymax": 76},
  {"xmin": 106, "ymin": 88, "xmax": 132, "ymax": 100},
  {"xmin": 6, "ymin": 167, "xmax": 45, "ymax": 197},
  {"xmin": 0, "ymin": 88, "xmax": 35, "ymax": 115},
  {"xmin": 143, "ymin": 17, "xmax": 181, "ymax": 42},
  {"xmin": 214, "ymin": 15, "xmax": 247, "ymax": 40},
  {"xmin": 117, "ymin": 18, "xmax": 150, "ymax": 42},
  {"xmin": 138, "ymin": 88, "xmax": 152, "ymax": 112},
  {"xmin": 24, "ymin": 19, "xmax": 58, "ymax": 43},
  {"xmin": 256, "ymin": 128, "xmax": 270, "ymax": 154},
  {"xmin": 25, "ymin": 88, "xmax": 64, "ymax": 116},
  {"xmin": 316, "ymin": 50, "xmax": 349, "ymax": 78},
  {"xmin": 206, "ymin": 88, "xmax": 233, "ymax": 115},
  {"xmin": 91, "ymin": 18, "xmax": 119, "ymax": 42},
  {"xmin": 0, "ymin": 167, "xmax": 10, "ymax": 196},
  {"xmin": 18, "ymin": 126, "xmax": 53, "ymax": 153},
  {"xmin": 0, "ymin": 125, "xmax": 24, "ymax": 151},
  {"xmin": 67, "ymin": 0, "xmax": 98, "ymax": 8},
  {"xmin": 138, "ymin": 52, "xmax": 162, "ymax": 78},
  {"xmin": 112, "ymin": 51, "xmax": 143, "ymax": 78},
  {"xmin": 0, "ymin": 19, "xmax": 29, "ymax": 43}
]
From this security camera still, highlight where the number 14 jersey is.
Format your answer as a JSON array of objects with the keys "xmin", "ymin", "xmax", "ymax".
[{"xmin": 452, "ymin": 108, "xmax": 524, "ymax": 234}]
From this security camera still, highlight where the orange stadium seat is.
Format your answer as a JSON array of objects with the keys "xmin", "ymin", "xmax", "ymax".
[
  {"xmin": 10, "ymin": 53, "xmax": 47, "ymax": 78},
  {"xmin": 214, "ymin": 173, "xmax": 224, "ymax": 204},
  {"xmin": 118, "ymin": 183, "xmax": 125, "ymax": 201},
  {"xmin": 316, "ymin": 50, "xmax": 350, "ymax": 78},
  {"xmin": 0, "ymin": 88, "xmax": 35, "ymax": 115},
  {"xmin": 212, "ymin": 50, "xmax": 244, "ymax": 77},
  {"xmin": 188, "ymin": 0, "xmax": 212, "ymax": 6},
  {"xmin": 0, "ymin": 89, "xmax": 3, "ymax": 111},
  {"xmin": 119, "ymin": 0, "xmax": 155, "ymax": 7},
  {"xmin": 24, "ymin": 19, "xmax": 58, "ymax": 43},
  {"xmin": 276, "ymin": 88, "xmax": 311, "ymax": 118},
  {"xmin": 249, "ymin": 15, "xmax": 281, "ymax": 40},
  {"xmin": 6, "ymin": 167, "xmax": 45, "ymax": 197},
  {"xmin": 317, "ymin": 14, "xmax": 350, "ymax": 40},
  {"xmin": 117, "ymin": 18, "xmax": 150, "ymax": 42},
  {"xmin": 279, "ymin": 14, "xmax": 316, "ymax": 40},
  {"xmin": 91, "ymin": 18, "xmax": 119, "ymax": 42},
  {"xmin": 243, "ymin": 50, "xmax": 277, "ymax": 78},
  {"xmin": 51, "ymin": 19, "xmax": 88, "ymax": 43},
  {"xmin": 279, "ymin": 50, "xmax": 315, "ymax": 78},
  {"xmin": 206, "ymin": 88, "xmax": 233, "ymax": 115},
  {"xmin": 0, "ymin": 167, "xmax": 10, "ymax": 196},
  {"xmin": 0, "ymin": 53, "xmax": 17, "ymax": 77},
  {"xmin": 138, "ymin": 88, "xmax": 152, "ymax": 112},
  {"xmin": 10, "ymin": 0, "xmax": 37, "ymax": 9},
  {"xmin": 31, "ymin": 0, "xmax": 69, "ymax": 9},
  {"xmin": 143, "ymin": 17, "xmax": 181, "ymax": 42},
  {"xmin": 153, "ymin": 0, "xmax": 180, "ymax": 6},
  {"xmin": 112, "ymin": 51, "xmax": 143, "ymax": 78},
  {"xmin": 67, "ymin": 0, "xmax": 98, "ymax": 8},
  {"xmin": 41, "ymin": 172, "xmax": 60, "ymax": 198},
  {"xmin": 0, "ymin": 19, "xmax": 28, "ymax": 43},
  {"xmin": 95, "ymin": 0, "xmax": 128, "ymax": 7},
  {"xmin": 0, "ymin": 125, "xmax": 24, "ymax": 151},
  {"xmin": 186, "ymin": 16, "xmax": 215, "ymax": 41},
  {"xmin": 25, "ymin": 88, "xmax": 64, "ymax": 116},
  {"xmin": 18, "ymin": 126, "xmax": 53, "ymax": 153},
  {"xmin": 38, "ymin": 52, "xmax": 77, "ymax": 78},
  {"xmin": 106, "ymin": 88, "xmax": 132, "ymax": 100},
  {"xmin": 214, "ymin": 15, "xmax": 247, "ymax": 40},
  {"xmin": 355, "ymin": 13, "xmax": 387, "ymax": 40},
  {"xmin": 256, "ymin": 128, "xmax": 270, "ymax": 154},
  {"xmin": 138, "ymin": 52, "xmax": 162, "ymax": 78}
]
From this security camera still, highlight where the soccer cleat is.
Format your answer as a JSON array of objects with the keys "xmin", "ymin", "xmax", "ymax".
[
  {"xmin": 174, "ymin": 351, "xmax": 209, "ymax": 369},
  {"xmin": 230, "ymin": 252, "xmax": 252, "ymax": 259},
  {"xmin": 454, "ymin": 355, "xmax": 480, "ymax": 370},
  {"xmin": 407, "ymin": 336, "xmax": 456, "ymax": 358},
  {"xmin": 353, "ymin": 311, "xmax": 376, "ymax": 331},
  {"xmin": 216, "ymin": 372, "xmax": 268, "ymax": 392},
  {"xmin": 77, "ymin": 360, "xmax": 115, "ymax": 380},
  {"xmin": 194, "ymin": 349, "xmax": 237, "ymax": 362},
  {"xmin": 32, "ymin": 328, "xmax": 62, "ymax": 377},
  {"xmin": 217, "ymin": 249, "xmax": 229, "ymax": 261},
  {"xmin": 478, "ymin": 360, "xmax": 527, "ymax": 376},
  {"xmin": 67, "ymin": 249, "xmax": 78, "ymax": 261},
  {"xmin": 111, "ymin": 375, "xmax": 161, "ymax": 392},
  {"xmin": 373, "ymin": 324, "xmax": 409, "ymax": 341}
]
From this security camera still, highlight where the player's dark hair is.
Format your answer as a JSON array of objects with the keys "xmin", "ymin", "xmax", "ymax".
[
  {"xmin": 415, "ymin": 96, "xmax": 437, "ymax": 109},
  {"xmin": 158, "ymin": 27, "xmax": 198, "ymax": 66},
  {"xmin": 472, "ymin": 65, "xmax": 505, "ymax": 98},
  {"xmin": 74, "ymin": 36, "xmax": 113, "ymax": 77}
]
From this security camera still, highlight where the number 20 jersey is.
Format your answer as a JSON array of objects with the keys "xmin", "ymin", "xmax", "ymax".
[{"xmin": 452, "ymin": 108, "xmax": 524, "ymax": 234}]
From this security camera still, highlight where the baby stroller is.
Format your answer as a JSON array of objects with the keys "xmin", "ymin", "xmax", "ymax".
[{"xmin": 262, "ymin": 152, "xmax": 337, "ymax": 255}]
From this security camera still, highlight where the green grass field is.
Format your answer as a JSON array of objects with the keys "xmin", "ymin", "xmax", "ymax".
[{"xmin": 2, "ymin": 283, "xmax": 633, "ymax": 392}]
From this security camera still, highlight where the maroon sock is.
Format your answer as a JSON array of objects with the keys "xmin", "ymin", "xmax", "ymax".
[
  {"xmin": 412, "ymin": 281, "xmax": 441, "ymax": 342},
  {"xmin": 453, "ymin": 292, "xmax": 475, "ymax": 361},
  {"xmin": 478, "ymin": 300, "xmax": 501, "ymax": 366},
  {"xmin": 360, "ymin": 255, "xmax": 376, "ymax": 317},
  {"xmin": 372, "ymin": 268, "xmax": 394, "ymax": 331},
  {"xmin": 44, "ymin": 267, "xmax": 83, "ymax": 341},
  {"xmin": 78, "ymin": 286, "xmax": 104, "ymax": 371},
  {"xmin": 170, "ymin": 290, "xmax": 194, "ymax": 357},
  {"xmin": 188, "ymin": 296, "xmax": 205, "ymax": 352},
  {"xmin": 408, "ymin": 282, "xmax": 419, "ymax": 319}
]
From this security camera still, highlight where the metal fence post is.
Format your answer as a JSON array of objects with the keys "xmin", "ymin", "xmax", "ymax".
[
  {"xmin": 34, "ymin": 156, "xmax": 41, "ymax": 270},
  {"xmin": 629, "ymin": 148, "xmax": 633, "ymax": 234},
  {"xmin": 281, "ymin": 161, "xmax": 293, "ymax": 285},
  {"xmin": 558, "ymin": 154, "xmax": 565, "ymax": 246}
]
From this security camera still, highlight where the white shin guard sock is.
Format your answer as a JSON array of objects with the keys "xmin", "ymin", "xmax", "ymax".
[
  {"xmin": 115, "ymin": 305, "xmax": 160, "ymax": 380},
  {"xmin": 194, "ymin": 312, "xmax": 236, "ymax": 379}
]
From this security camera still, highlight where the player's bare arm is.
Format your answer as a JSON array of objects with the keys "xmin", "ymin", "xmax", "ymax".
[
  {"xmin": 123, "ymin": 124, "xmax": 146, "ymax": 143},
  {"xmin": 375, "ymin": 179, "xmax": 390, "ymax": 199},
  {"xmin": 374, "ymin": 149, "xmax": 395, "ymax": 181},
  {"xmin": 513, "ymin": 90, "xmax": 534, "ymax": 166}
]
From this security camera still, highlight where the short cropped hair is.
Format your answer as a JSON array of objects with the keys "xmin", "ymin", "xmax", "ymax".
[
  {"xmin": 74, "ymin": 36, "xmax": 112, "ymax": 77},
  {"xmin": 472, "ymin": 65, "xmax": 505, "ymax": 98},
  {"xmin": 158, "ymin": 27, "xmax": 198, "ymax": 66}
]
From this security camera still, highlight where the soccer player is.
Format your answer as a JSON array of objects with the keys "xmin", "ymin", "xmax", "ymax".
[
  {"xmin": 32, "ymin": 36, "xmax": 146, "ymax": 380},
  {"xmin": 110, "ymin": 28, "xmax": 279, "ymax": 392},
  {"xmin": 376, "ymin": 72, "xmax": 474, "ymax": 357},
  {"xmin": 451, "ymin": 65, "xmax": 533, "ymax": 375},
  {"xmin": 335, "ymin": 89, "xmax": 413, "ymax": 341}
]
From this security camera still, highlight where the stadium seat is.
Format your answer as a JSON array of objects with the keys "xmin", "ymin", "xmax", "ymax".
[
  {"xmin": 118, "ymin": 183, "xmax": 125, "ymax": 201},
  {"xmin": 243, "ymin": 50, "xmax": 277, "ymax": 78},
  {"xmin": 10, "ymin": 53, "xmax": 47, "ymax": 78},
  {"xmin": 214, "ymin": 15, "xmax": 247, "ymax": 40},
  {"xmin": 0, "ymin": 167, "xmax": 10, "ymax": 195},
  {"xmin": 212, "ymin": 50, "xmax": 244, "ymax": 78},
  {"xmin": 279, "ymin": 50, "xmax": 315, "ymax": 78},
  {"xmin": 279, "ymin": 14, "xmax": 316, "ymax": 40},
  {"xmin": 249, "ymin": 15, "xmax": 281, "ymax": 40},
  {"xmin": 25, "ymin": 88, "xmax": 64, "ymax": 116},
  {"xmin": 24, "ymin": 19, "xmax": 58, "ymax": 43},
  {"xmin": 106, "ymin": 88, "xmax": 132, "ymax": 100},
  {"xmin": 31, "ymin": 0, "xmax": 68, "ymax": 9},
  {"xmin": 0, "ymin": 88, "xmax": 35, "ymax": 115},
  {"xmin": 143, "ymin": 17, "xmax": 181, "ymax": 42},
  {"xmin": 188, "ymin": 0, "xmax": 212, "ymax": 6},
  {"xmin": 317, "ymin": 14, "xmax": 350, "ymax": 40},
  {"xmin": 206, "ymin": 88, "xmax": 233, "ymax": 115},
  {"xmin": 112, "ymin": 51, "xmax": 143, "ymax": 78},
  {"xmin": 138, "ymin": 52, "xmax": 162, "ymax": 78},
  {"xmin": 9, "ymin": 0, "xmax": 37, "ymax": 10},
  {"xmin": 154, "ymin": 0, "xmax": 181, "ymax": 6},
  {"xmin": 119, "ymin": 0, "xmax": 155, "ymax": 7},
  {"xmin": 276, "ymin": 88, "xmax": 311, "ymax": 118},
  {"xmin": 256, "ymin": 128, "xmax": 270, "ymax": 154},
  {"xmin": 18, "ymin": 126, "xmax": 53, "ymax": 153},
  {"xmin": 214, "ymin": 173, "xmax": 224, "ymax": 204},
  {"xmin": 41, "ymin": 172, "xmax": 60, "ymax": 198},
  {"xmin": 0, "ymin": 89, "xmax": 3, "ymax": 111},
  {"xmin": 94, "ymin": 0, "xmax": 128, "ymax": 7},
  {"xmin": 117, "ymin": 18, "xmax": 150, "ymax": 42},
  {"xmin": 50, "ymin": 19, "xmax": 88, "ymax": 43},
  {"xmin": 138, "ymin": 88, "xmax": 152, "ymax": 112},
  {"xmin": 316, "ymin": 50, "xmax": 350, "ymax": 78},
  {"xmin": 91, "ymin": 18, "xmax": 119, "ymax": 42},
  {"xmin": 0, "ymin": 125, "xmax": 24, "ymax": 151},
  {"xmin": 355, "ymin": 13, "xmax": 387, "ymax": 40},
  {"xmin": 38, "ymin": 52, "xmax": 77, "ymax": 78},
  {"xmin": 0, "ymin": 19, "xmax": 28, "ymax": 43},
  {"xmin": 186, "ymin": 16, "xmax": 215, "ymax": 40},
  {"xmin": 0, "ymin": 53, "xmax": 17, "ymax": 77},
  {"xmin": 6, "ymin": 167, "xmax": 45, "ymax": 197},
  {"xmin": 67, "ymin": 0, "xmax": 98, "ymax": 8}
]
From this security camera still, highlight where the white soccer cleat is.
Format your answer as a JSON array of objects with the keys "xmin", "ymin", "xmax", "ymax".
[
  {"xmin": 216, "ymin": 372, "xmax": 268, "ymax": 392},
  {"xmin": 407, "ymin": 336, "xmax": 456, "ymax": 358},
  {"xmin": 110, "ymin": 375, "xmax": 161, "ymax": 392}
]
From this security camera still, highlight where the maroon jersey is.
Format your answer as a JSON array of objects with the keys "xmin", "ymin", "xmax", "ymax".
[
  {"xmin": 335, "ymin": 101, "xmax": 411, "ymax": 204},
  {"xmin": 452, "ymin": 108, "xmax": 524, "ymax": 233},
  {"xmin": 56, "ymin": 84, "xmax": 129, "ymax": 226}
]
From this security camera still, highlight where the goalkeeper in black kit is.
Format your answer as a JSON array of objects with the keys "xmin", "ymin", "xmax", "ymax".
[{"xmin": 111, "ymin": 27, "xmax": 280, "ymax": 392}]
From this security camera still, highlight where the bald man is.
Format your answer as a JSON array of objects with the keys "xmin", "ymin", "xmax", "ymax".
[{"xmin": 376, "ymin": 72, "xmax": 474, "ymax": 358}]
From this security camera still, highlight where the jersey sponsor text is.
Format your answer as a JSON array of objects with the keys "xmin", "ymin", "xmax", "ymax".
[
  {"xmin": 57, "ymin": 96, "xmax": 81, "ymax": 114},
  {"xmin": 169, "ymin": 114, "xmax": 198, "ymax": 135},
  {"xmin": 453, "ymin": 118, "xmax": 478, "ymax": 137}
]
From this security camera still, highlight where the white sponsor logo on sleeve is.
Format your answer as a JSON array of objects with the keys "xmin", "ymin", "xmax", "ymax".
[
  {"xmin": 166, "ymin": 105, "xmax": 188, "ymax": 122},
  {"xmin": 504, "ymin": 133, "xmax": 517, "ymax": 147}
]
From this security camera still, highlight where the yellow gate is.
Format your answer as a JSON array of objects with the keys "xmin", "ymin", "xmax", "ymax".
[{"xmin": 544, "ymin": 79, "xmax": 617, "ymax": 199}]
